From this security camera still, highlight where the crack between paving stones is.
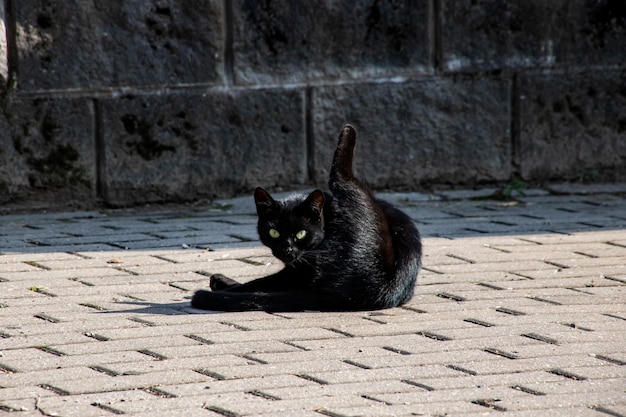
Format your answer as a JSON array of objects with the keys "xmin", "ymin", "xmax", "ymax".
[
  {"xmin": 567, "ymin": 287, "xmax": 595, "ymax": 295},
  {"xmin": 0, "ymin": 404, "xmax": 22, "ymax": 412},
  {"xmin": 23, "ymin": 260, "xmax": 50, "ymax": 270},
  {"xmin": 446, "ymin": 253, "xmax": 475, "ymax": 263},
  {"xmin": 38, "ymin": 384, "xmax": 71, "ymax": 396},
  {"xmin": 29, "ymin": 288, "xmax": 57, "ymax": 297},
  {"xmin": 127, "ymin": 317, "xmax": 156, "ymax": 326},
  {"xmin": 91, "ymin": 402, "xmax": 125, "ymax": 415},
  {"xmin": 136, "ymin": 349, "xmax": 167, "ymax": 361},
  {"xmin": 0, "ymin": 363, "xmax": 19, "ymax": 374},
  {"xmin": 417, "ymin": 331, "xmax": 452, "ymax": 341},
  {"xmin": 420, "ymin": 266, "xmax": 444, "ymax": 274},
  {"xmin": 361, "ymin": 316, "xmax": 388, "ymax": 324},
  {"xmin": 561, "ymin": 322, "xmax": 594, "ymax": 331},
  {"xmin": 495, "ymin": 307, "xmax": 526, "ymax": 316},
  {"xmin": 144, "ymin": 386, "xmax": 178, "ymax": 398},
  {"xmin": 90, "ymin": 365, "xmax": 121, "ymax": 377},
  {"xmin": 484, "ymin": 347, "xmax": 518, "ymax": 360},
  {"xmin": 527, "ymin": 296, "xmax": 562, "ymax": 305},
  {"xmin": 382, "ymin": 346, "xmax": 412, "ymax": 355},
  {"xmin": 510, "ymin": 385, "xmax": 546, "ymax": 396},
  {"xmin": 476, "ymin": 282, "xmax": 505, "ymax": 290},
  {"xmin": 185, "ymin": 334, "xmax": 214, "ymax": 345},
  {"xmin": 295, "ymin": 373, "xmax": 328, "ymax": 385},
  {"xmin": 400, "ymin": 305, "xmax": 428, "ymax": 313},
  {"xmin": 204, "ymin": 405, "xmax": 239, "ymax": 417},
  {"xmin": 121, "ymin": 294, "xmax": 147, "ymax": 302},
  {"xmin": 36, "ymin": 346, "xmax": 67, "ymax": 356},
  {"xmin": 602, "ymin": 313, "xmax": 626, "ymax": 321},
  {"xmin": 544, "ymin": 260, "xmax": 570, "ymax": 269},
  {"xmin": 548, "ymin": 368, "xmax": 587, "ymax": 381},
  {"xmin": 472, "ymin": 398, "xmax": 507, "ymax": 412},
  {"xmin": 589, "ymin": 405, "xmax": 626, "ymax": 417},
  {"xmin": 247, "ymin": 390, "xmax": 280, "ymax": 401},
  {"xmin": 464, "ymin": 318, "xmax": 495, "ymax": 327},
  {"xmin": 325, "ymin": 328, "xmax": 355, "ymax": 337},
  {"xmin": 239, "ymin": 354, "xmax": 268, "ymax": 365},
  {"xmin": 316, "ymin": 409, "xmax": 353, "ymax": 417},
  {"xmin": 283, "ymin": 340, "xmax": 310, "ymax": 351},
  {"xmin": 79, "ymin": 302, "xmax": 108, "ymax": 311},
  {"xmin": 604, "ymin": 276, "xmax": 626, "ymax": 284},
  {"xmin": 592, "ymin": 354, "xmax": 626, "ymax": 366},
  {"xmin": 220, "ymin": 321, "xmax": 252, "ymax": 331},
  {"xmin": 446, "ymin": 364, "xmax": 477, "ymax": 376},
  {"xmin": 33, "ymin": 313, "xmax": 62, "ymax": 323},
  {"xmin": 402, "ymin": 379, "xmax": 435, "ymax": 391},
  {"xmin": 85, "ymin": 332, "xmax": 110, "ymax": 342},
  {"xmin": 437, "ymin": 292, "xmax": 466, "ymax": 302},
  {"xmin": 361, "ymin": 394, "xmax": 393, "ymax": 405},
  {"xmin": 521, "ymin": 333, "xmax": 559, "ymax": 345},
  {"xmin": 167, "ymin": 282, "xmax": 190, "ymax": 291},
  {"xmin": 343, "ymin": 359, "xmax": 372, "ymax": 369},
  {"xmin": 194, "ymin": 368, "xmax": 228, "ymax": 380}
]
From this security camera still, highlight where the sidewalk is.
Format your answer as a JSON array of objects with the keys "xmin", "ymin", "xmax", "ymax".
[{"xmin": 1, "ymin": 184, "xmax": 625, "ymax": 417}]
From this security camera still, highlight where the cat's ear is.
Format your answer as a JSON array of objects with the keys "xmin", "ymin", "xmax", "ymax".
[
  {"xmin": 304, "ymin": 189, "xmax": 325, "ymax": 218},
  {"xmin": 254, "ymin": 187, "xmax": 277, "ymax": 216}
]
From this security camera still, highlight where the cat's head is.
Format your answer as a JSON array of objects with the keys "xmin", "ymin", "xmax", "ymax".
[{"xmin": 254, "ymin": 187, "xmax": 326, "ymax": 265}]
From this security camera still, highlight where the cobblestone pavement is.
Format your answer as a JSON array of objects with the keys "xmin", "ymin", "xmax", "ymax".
[{"xmin": 1, "ymin": 184, "xmax": 625, "ymax": 417}]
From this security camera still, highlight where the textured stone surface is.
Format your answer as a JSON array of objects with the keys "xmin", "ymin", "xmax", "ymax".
[
  {"xmin": 232, "ymin": 0, "xmax": 431, "ymax": 85},
  {"xmin": 517, "ymin": 69, "xmax": 626, "ymax": 181},
  {"xmin": 0, "ymin": 191, "xmax": 625, "ymax": 416},
  {"xmin": 442, "ymin": 0, "xmax": 626, "ymax": 72},
  {"xmin": 312, "ymin": 78, "xmax": 511, "ymax": 188},
  {"xmin": 0, "ymin": 97, "xmax": 96, "ymax": 203},
  {"xmin": 99, "ymin": 88, "xmax": 306, "ymax": 206},
  {"xmin": 3, "ymin": 0, "xmax": 625, "ymax": 208},
  {"xmin": 15, "ymin": 0, "xmax": 224, "ymax": 90}
]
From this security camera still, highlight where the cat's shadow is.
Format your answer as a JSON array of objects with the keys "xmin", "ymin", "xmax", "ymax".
[{"xmin": 107, "ymin": 299, "xmax": 224, "ymax": 315}]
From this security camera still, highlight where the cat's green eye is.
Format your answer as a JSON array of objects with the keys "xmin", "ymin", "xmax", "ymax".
[
  {"xmin": 269, "ymin": 228, "xmax": 280, "ymax": 238},
  {"xmin": 295, "ymin": 230, "xmax": 307, "ymax": 240}
]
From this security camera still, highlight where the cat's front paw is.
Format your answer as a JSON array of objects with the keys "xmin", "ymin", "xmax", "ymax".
[{"xmin": 210, "ymin": 274, "xmax": 239, "ymax": 291}]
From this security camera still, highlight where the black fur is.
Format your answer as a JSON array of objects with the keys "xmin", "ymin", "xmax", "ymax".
[{"xmin": 191, "ymin": 125, "xmax": 421, "ymax": 312}]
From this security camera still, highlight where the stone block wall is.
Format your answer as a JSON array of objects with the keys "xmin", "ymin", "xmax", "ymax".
[{"xmin": 1, "ymin": 0, "xmax": 625, "ymax": 207}]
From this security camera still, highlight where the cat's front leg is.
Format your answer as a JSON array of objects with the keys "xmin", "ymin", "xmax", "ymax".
[
  {"xmin": 209, "ymin": 274, "xmax": 239, "ymax": 291},
  {"xmin": 218, "ymin": 267, "xmax": 304, "ymax": 293}
]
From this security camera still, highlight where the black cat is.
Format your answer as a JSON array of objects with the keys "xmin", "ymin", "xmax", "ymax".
[{"xmin": 191, "ymin": 124, "xmax": 421, "ymax": 312}]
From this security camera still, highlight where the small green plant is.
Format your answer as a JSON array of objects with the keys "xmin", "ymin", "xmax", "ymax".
[
  {"xmin": 579, "ymin": 169, "xmax": 600, "ymax": 183},
  {"xmin": 503, "ymin": 179, "xmax": 528, "ymax": 199}
]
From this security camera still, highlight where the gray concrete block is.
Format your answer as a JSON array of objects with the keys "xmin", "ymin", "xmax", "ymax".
[
  {"xmin": 232, "ymin": 0, "xmax": 431, "ymax": 85},
  {"xmin": 517, "ymin": 69, "xmax": 626, "ymax": 181},
  {"xmin": 312, "ymin": 78, "xmax": 511, "ymax": 188},
  {"xmin": 99, "ymin": 88, "xmax": 306, "ymax": 206},
  {"xmin": 441, "ymin": 0, "xmax": 626, "ymax": 72},
  {"xmin": 0, "ymin": 97, "xmax": 96, "ymax": 202},
  {"xmin": 15, "ymin": 0, "xmax": 224, "ymax": 90}
]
